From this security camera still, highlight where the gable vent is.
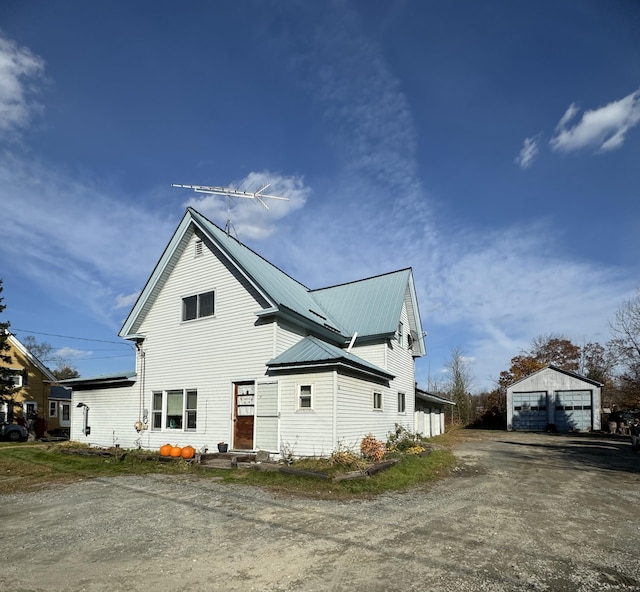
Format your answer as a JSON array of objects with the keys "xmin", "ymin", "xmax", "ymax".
[{"xmin": 194, "ymin": 239, "xmax": 203, "ymax": 258}]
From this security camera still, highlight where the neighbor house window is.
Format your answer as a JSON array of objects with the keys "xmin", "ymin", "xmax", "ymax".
[
  {"xmin": 397, "ymin": 392, "xmax": 406, "ymax": 413},
  {"xmin": 182, "ymin": 290, "xmax": 215, "ymax": 321},
  {"xmin": 2, "ymin": 372, "xmax": 23, "ymax": 388},
  {"xmin": 24, "ymin": 401, "xmax": 37, "ymax": 418},
  {"xmin": 373, "ymin": 391, "xmax": 383, "ymax": 410},
  {"xmin": 298, "ymin": 384, "xmax": 313, "ymax": 409},
  {"xmin": 49, "ymin": 401, "xmax": 57, "ymax": 418},
  {"xmin": 151, "ymin": 389, "xmax": 197, "ymax": 431}
]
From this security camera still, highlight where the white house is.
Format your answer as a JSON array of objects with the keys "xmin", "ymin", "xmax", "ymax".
[
  {"xmin": 67, "ymin": 207, "xmax": 427, "ymax": 457},
  {"xmin": 507, "ymin": 365, "xmax": 602, "ymax": 432}
]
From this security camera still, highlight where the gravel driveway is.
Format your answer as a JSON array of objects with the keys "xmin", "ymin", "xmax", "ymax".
[{"xmin": 1, "ymin": 431, "xmax": 639, "ymax": 592}]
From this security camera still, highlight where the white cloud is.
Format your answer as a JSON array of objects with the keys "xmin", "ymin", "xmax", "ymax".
[
  {"xmin": 183, "ymin": 170, "xmax": 310, "ymax": 240},
  {"xmin": 115, "ymin": 292, "xmax": 140, "ymax": 310},
  {"xmin": 55, "ymin": 347, "xmax": 87, "ymax": 360},
  {"xmin": 515, "ymin": 134, "xmax": 541, "ymax": 169},
  {"xmin": 555, "ymin": 103, "xmax": 580, "ymax": 131},
  {"xmin": 0, "ymin": 33, "xmax": 45, "ymax": 138},
  {"xmin": 550, "ymin": 89, "xmax": 640, "ymax": 153}
]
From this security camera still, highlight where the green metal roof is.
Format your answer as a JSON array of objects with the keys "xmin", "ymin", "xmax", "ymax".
[
  {"xmin": 311, "ymin": 269, "xmax": 412, "ymax": 337},
  {"xmin": 267, "ymin": 336, "xmax": 394, "ymax": 380},
  {"xmin": 121, "ymin": 208, "xmax": 424, "ymax": 354},
  {"xmin": 189, "ymin": 209, "xmax": 345, "ymax": 335}
]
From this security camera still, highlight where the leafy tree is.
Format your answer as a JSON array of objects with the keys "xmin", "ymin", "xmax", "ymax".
[
  {"xmin": 529, "ymin": 333, "xmax": 581, "ymax": 371},
  {"xmin": 0, "ymin": 279, "xmax": 17, "ymax": 416},
  {"xmin": 580, "ymin": 341, "xmax": 616, "ymax": 384},
  {"xmin": 53, "ymin": 365, "xmax": 80, "ymax": 380}
]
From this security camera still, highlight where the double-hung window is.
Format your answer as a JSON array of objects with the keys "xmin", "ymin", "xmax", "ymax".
[
  {"xmin": 182, "ymin": 291, "xmax": 215, "ymax": 321},
  {"xmin": 298, "ymin": 384, "xmax": 313, "ymax": 409},
  {"xmin": 49, "ymin": 401, "xmax": 57, "ymax": 418},
  {"xmin": 152, "ymin": 389, "xmax": 198, "ymax": 431}
]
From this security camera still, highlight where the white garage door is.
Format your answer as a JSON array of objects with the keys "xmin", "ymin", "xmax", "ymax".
[
  {"xmin": 512, "ymin": 392, "xmax": 548, "ymax": 431},
  {"xmin": 554, "ymin": 391, "xmax": 592, "ymax": 432}
]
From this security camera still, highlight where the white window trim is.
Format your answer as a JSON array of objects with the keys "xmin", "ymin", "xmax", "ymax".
[
  {"xmin": 49, "ymin": 401, "xmax": 58, "ymax": 418},
  {"xmin": 2, "ymin": 371, "xmax": 23, "ymax": 388},
  {"xmin": 23, "ymin": 401, "xmax": 37, "ymax": 416},
  {"xmin": 373, "ymin": 391, "xmax": 383, "ymax": 411},
  {"xmin": 151, "ymin": 389, "xmax": 198, "ymax": 432},
  {"xmin": 181, "ymin": 290, "xmax": 216, "ymax": 323},
  {"xmin": 397, "ymin": 391, "xmax": 406, "ymax": 414},
  {"xmin": 297, "ymin": 384, "xmax": 314, "ymax": 411}
]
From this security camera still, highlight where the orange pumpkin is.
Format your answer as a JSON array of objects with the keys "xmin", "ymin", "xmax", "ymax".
[
  {"xmin": 159, "ymin": 444, "xmax": 173, "ymax": 457},
  {"xmin": 181, "ymin": 445, "xmax": 195, "ymax": 459},
  {"xmin": 170, "ymin": 446, "xmax": 183, "ymax": 457}
]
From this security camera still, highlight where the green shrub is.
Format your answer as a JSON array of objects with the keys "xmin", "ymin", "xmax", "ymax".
[{"xmin": 386, "ymin": 424, "xmax": 430, "ymax": 453}]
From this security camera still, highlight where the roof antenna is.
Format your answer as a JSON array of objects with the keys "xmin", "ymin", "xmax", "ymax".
[{"xmin": 172, "ymin": 183, "xmax": 289, "ymax": 237}]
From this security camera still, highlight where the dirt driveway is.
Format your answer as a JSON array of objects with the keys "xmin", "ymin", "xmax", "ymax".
[{"xmin": 1, "ymin": 431, "xmax": 639, "ymax": 592}]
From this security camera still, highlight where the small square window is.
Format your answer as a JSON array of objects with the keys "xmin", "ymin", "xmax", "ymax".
[
  {"xmin": 373, "ymin": 391, "xmax": 383, "ymax": 410},
  {"xmin": 299, "ymin": 385, "xmax": 312, "ymax": 409}
]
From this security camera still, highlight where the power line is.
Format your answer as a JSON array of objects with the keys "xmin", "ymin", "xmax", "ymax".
[{"xmin": 13, "ymin": 328, "xmax": 134, "ymax": 348}]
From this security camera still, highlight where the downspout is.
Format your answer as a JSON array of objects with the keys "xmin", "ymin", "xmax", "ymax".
[
  {"xmin": 134, "ymin": 340, "xmax": 146, "ymax": 432},
  {"xmin": 332, "ymin": 369, "xmax": 338, "ymax": 447}
]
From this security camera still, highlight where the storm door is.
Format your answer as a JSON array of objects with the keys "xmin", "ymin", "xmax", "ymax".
[{"xmin": 233, "ymin": 382, "xmax": 255, "ymax": 450}]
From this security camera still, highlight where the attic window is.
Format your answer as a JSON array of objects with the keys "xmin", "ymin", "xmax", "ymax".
[
  {"xmin": 182, "ymin": 290, "xmax": 215, "ymax": 321},
  {"xmin": 194, "ymin": 239, "xmax": 203, "ymax": 258},
  {"xmin": 397, "ymin": 322, "xmax": 404, "ymax": 347}
]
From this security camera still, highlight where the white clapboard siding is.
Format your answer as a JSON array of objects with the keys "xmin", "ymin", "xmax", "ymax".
[
  {"xmin": 70, "ymin": 385, "xmax": 139, "ymax": 448},
  {"xmin": 277, "ymin": 370, "xmax": 336, "ymax": 457},
  {"xmin": 336, "ymin": 373, "xmax": 413, "ymax": 451}
]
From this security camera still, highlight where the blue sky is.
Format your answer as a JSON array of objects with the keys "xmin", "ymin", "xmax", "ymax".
[{"xmin": 1, "ymin": 1, "xmax": 639, "ymax": 391}]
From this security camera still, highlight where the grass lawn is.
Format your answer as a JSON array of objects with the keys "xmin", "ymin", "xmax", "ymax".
[{"xmin": 0, "ymin": 433, "xmax": 462, "ymax": 499}]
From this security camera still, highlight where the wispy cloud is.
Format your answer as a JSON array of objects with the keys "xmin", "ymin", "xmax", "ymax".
[
  {"xmin": 515, "ymin": 134, "xmax": 541, "ymax": 169},
  {"xmin": 550, "ymin": 89, "xmax": 640, "ymax": 153},
  {"xmin": 0, "ymin": 150, "xmax": 175, "ymax": 327},
  {"xmin": 0, "ymin": 32, "xmax": 45, "ymax": 138}
]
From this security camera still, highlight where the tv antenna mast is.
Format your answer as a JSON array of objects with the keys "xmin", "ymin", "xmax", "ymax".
[{"xmin": 172, "ymin": 183, "xmax": 289, "ymax": 237}]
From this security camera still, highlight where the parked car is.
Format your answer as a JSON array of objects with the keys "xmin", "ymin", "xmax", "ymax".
[{"xmin": 0, "ymin": 422, "xmax": 29, "ymax": 442}]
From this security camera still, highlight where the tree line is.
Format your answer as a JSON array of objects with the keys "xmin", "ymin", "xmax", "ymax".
[{"xmin": 439, "ymin": 289, "xmax": 640, "ymax": 426}]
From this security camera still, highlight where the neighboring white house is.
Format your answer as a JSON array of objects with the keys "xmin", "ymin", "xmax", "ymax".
[
  {"xmin": 67, "ymin": 207, "xmax": 427, "ymax": 456},
  {"xmin": 506, "ymin": 365, "xmax": 602, "ymax": 432}
]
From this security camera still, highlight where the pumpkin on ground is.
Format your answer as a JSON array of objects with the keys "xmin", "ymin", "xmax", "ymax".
[
  {"xmin": 170, "ymin": 446, "xmax": 183, "ymax": 457},
  {"xmin": 181, "ymin": 445, "xmax": 195, "ymax": 459},
  {"xmin": 159, "ymin": 444, "xmax": 173, "ymax": 457}
]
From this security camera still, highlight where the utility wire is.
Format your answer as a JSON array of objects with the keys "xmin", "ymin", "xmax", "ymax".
[{"xmin": 13, "ymin": 328, "xmax": 135, "ymax": 348}]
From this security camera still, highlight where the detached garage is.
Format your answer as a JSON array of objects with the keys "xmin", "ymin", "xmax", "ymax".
[{"xmin": 507, "ymin": 365, "xmax": 602, "ymax": 432}]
